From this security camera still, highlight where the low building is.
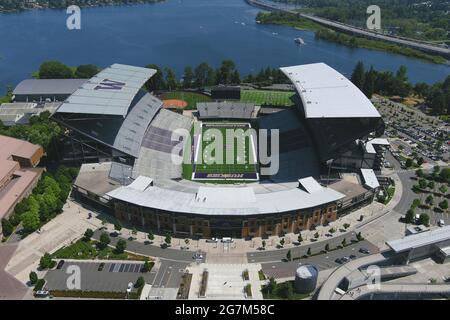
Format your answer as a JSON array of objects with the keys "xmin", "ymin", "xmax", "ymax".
[
  {"xmin": 0, "ymin": 135, "xmax": 44, "ymax": 221},
  {"xmin": 12, "ymin": 79, "xmax": 87, "ymax": 102},
  {"xmin": 0, "ymin": 102, "xmax": 60, "ymax": 126},
  {"xmin": 387, "ymin": 226, "xmax": 450, "ymax": 264}
]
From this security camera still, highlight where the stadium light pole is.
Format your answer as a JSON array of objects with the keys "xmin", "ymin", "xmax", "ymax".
[{"xmin": 326, "ymin": 159, "xmax": 334, "ymax": 186}]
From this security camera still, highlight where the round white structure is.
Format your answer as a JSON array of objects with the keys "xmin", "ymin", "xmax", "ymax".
[{"xmin": 294, "ymin": 264, "xmax": 318, "ymax": 294}]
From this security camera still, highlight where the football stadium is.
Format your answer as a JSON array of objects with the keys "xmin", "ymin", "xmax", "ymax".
[{"xmin": 48, "ymin": 62, "xmax": 387, "ymax": 239}]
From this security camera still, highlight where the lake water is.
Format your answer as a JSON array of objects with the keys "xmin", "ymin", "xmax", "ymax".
[{"xmin": 0, "ymin": 0, "xmax": 448, "ymax": 94}]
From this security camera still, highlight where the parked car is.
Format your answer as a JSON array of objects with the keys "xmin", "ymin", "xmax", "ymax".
[
  {"xmin": 359, "ymin": 248, "xmax": 371, "ymax": 254},
  {"xmin": 56, "ymin": 260, "xmax": 65, "ymax": 270},
  {"xmin": 193, "ymin": 252, "xmax": 204, "ymax": 260},
  {"xmin": 205, "ymin": 238, "xmax": 218, "ymax": 243},
  {"xmin": 438, "ymin": 220, "xmax": 446, "ymax": 227},
  {"xmin": 222, "ymin": 237, "xmax": 233, "ymax": 243},
  {"xmin": 35, "ymin": 290, "xmax": 50, "ymax": 298}
]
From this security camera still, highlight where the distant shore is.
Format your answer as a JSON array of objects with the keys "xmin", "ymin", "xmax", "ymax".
[{"xmin": 0, "ymin": 0, "xmax": 165, "ymax": 13}]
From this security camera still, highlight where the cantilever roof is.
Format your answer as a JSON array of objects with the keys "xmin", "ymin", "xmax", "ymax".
[
  {"xmin": 107, "ymin": 176, "xmax": 345, "ymax": 216},
  {"xmin": 57, "ymin": 64, "xmax": 156, "ymax": 117},
  {"xmin": 280, "ymin": 63, "xmax": 381, "ymax": 119},
  {"xmin": 13, "ymin": 79, "xmax": 87, "ymax": 95},
  {"xmin": 387, "ymin": 226, "xmax": 450, "ymax": 253},
  {"xmin": 360, "ymin": 169, "xmax": 379, "ymax": 189}
]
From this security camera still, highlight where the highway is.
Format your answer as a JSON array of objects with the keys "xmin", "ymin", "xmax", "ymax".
[{"xmin": 245, "ymin": 0, "xmax": 450, "ymax": 58}]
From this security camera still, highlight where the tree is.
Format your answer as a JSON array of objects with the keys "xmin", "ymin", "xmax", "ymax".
[
  {"xmin": 184, "ymin": 238, "xmax": 190, "ymax": 246},
  {"xmin": 419, "ymin": 178, "xmax": 428, "ymax": 189},
  {"xmin": 297, "ymin": 233, "xmax": 303, "ymax": 243},
  {"xmin": 132, "ymin": 227, "xmax": 138, "ymax": 236},
  {"xmin": 165, "ymin": 67, "xmax": 178, "ymax": 90},
  {"xmin": 418, "ymin": 213, "xmax": 430, "ymax": 226},
  {"xmin": 29, "ymin": 271, "xmax": 38, "ymax": 285},
  {"xmin": 439, "ymin": 200, "xmax": 448, "ymax": 210},
  {"xmin": 194, "ymin": 62, "xmax": 214, "ymax": 87},
  {"xmin": 405, "ymin": 158, "xmax": 414, "ymax": 168},
  {"xmin": 115, "ymin": 239, "xmax": 127, "ymax": 254},
  {"xmin": 22, "ymin": 210, "xmax": 40, "ymax": 233},
  {"xmin": 114, "ymin": 222, "xmax": 122, "ymax": 232},
  {"xmin": 231, "ymin": 70, "xmax": 241, "ymax": 84},
  {"xmin": 362, "ymin": 66, "xmax": 376, "ymax": 98},
  {"xmin": 341, "ymin": 238, "xmax": 347, "ymax": 247},
  {"xmin": 135, "ymin": 276, "xmax": 145, "ymax": 288},
  {"xmin": 343, "ymin": 223, "xmax": 350, "ymax": 229},
  {"xmin": 286, "ymin": 250, "xmax": 292, "ymax": 261},
  {"xmin": 145, "ymin": 64, "xmax": 165, "ymax": 91},
  {"xmin": 350, "ymin": 61, "xmax": 365, "ymax": 90},
  {"xmin": 405, "ymin": 209, "xmax": 415, "ymax": 223},
  {"xmin": 142, "ymin": 259, "xmax": 153, "ymax": 273},
  {"xmin": 440, "ymin": 168, "xmax": 450, "ymax": 183},
  {"xmin": 147, "ymin": 230, "xmax": 154, "ymax": 242},
  {"xmin": 216, "ymin": 59, "xmax": 236, "ymax": 84},
  {"xmin": 412, "ymin": 198, "xmax": 421, "ymax": 209},
  {"xmin": 75, "ymin": 64, "xmax": 99, "ymax": 78},
  {"xmin": 416, "ymin": 169, "xmax": 424, "ymax": 178},
  {"xmin": 99, "ymin": 232, "xmax": 110, "ymax": 249},
  {"xmin": 279, "ymin": 281, "xmax": 294, "ymax": 299},
  {"xmin": 39, "ymin": 61, "xmax": 73, "ymax": 79},
  {"xmin": 428, "ymin": 181, "xmax": 435, "ymax": 190},
  {"xmin": 417, "ymin": 157, "xmax": 424, "ymax": 166},
  {"xmin": 279, "ymin": 238, "xmax": 285, "ymax": 247},
  {"xmin": 307, "ymin": 247, "xmax": 312, "ymax": 256},
  {"xmin": 439, "ymin": 185, "xmax": 448, "ymax": 195},
  {"xmin": 426, "ymin": 194, "xmax": 434, "ymax": 206},
  {"xmin": 183, "ymin": 66, "xmax": 194, "ymax": 88},
  {"xmin": 356, "ymin": 232, "xmax": 364, "ymax": 241},
  {"xmin": 325, "ymin": 243, "xmax": 330, "ymax": 252},
  {"xmin": 39, "ymin": 253, "xmax": 54, "ymax": 269},
  {"xmin": 314, "ymin": 232, "xmax": 319, "ymax": 239},
  {"xmin": 1, "ymin": 218, "xmax": 14, "ymax": 237},
  {"xmin": 164, "ymin": 234, "xmax": 172, "ymax": 246},
  {"xmin": 262, "ymin": 240, "xmax": 266, "ymax": 249},
  {"xmin": 83, "ymin": 228, "xmax": 94, "ymax": 241}
]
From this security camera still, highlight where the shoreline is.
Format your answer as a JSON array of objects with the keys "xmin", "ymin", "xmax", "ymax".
[{"xmin": 0, "ymin": 0, "xmax": 165, "ymax": 14}]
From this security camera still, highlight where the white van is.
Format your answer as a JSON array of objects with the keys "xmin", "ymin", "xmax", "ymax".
[
  {"xmin": 438, "ymin": 220, "xmax": 445, "ymax": 227},
  {"xmin": 221, "ymin": 237, "xmax": 233, "ymax": 243}
]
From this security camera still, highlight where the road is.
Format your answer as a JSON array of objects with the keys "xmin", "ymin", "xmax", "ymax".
[{"xmin": 245, "ymin": 0, "xmax": 450, "ymax": 58}]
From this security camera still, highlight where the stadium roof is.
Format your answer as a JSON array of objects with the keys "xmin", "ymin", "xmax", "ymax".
[
  {"xmin": 197, "ymin": 102, "xmax": 256, "ymax": 119},
  {"xmin": 360, "ymin": 169, "xmax": 380, "ymax": 189},
  {"xmin": 57, "ymin": 64, "xmax": 156, "ymax": 117},
  {"xmin": 107, "ymin": 176, "xmax": 345, "ymax": 216},
  {"xmin": 365, "ymin": 138, "xmax": 390, "ymax": 154},
  {"xmin": 13, "ymin": 79, "xmax": 87, "ymax": 96},
  {"xmin": 280, "ymin": 63, "xmax": 381, "ymax": 119},
  {"xmin": 387, "ymin": 226, "xmax": 450, "ymax": 253}
]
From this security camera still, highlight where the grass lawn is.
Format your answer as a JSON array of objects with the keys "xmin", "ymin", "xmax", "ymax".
[
  {"xmin": 195, "ymin": 124, "xmax": 257, "ymax": 175},
  {"xmin": 241, "ymin": 89, "xmax": 295, "ymax": 107},
  {"xmin": 52, "ymin": 239, "xmax": 147, "ymax": 261},
  {"xmin": 262, "ymin": 280, "xmax": 310, "ymax": 300},
  {"xmin": 161, "ymin": 91, "xmax": 211, "ymax": 109}
]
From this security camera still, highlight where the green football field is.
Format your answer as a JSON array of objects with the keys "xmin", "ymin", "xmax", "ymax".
[
  {"xmin": 194, "ymin": 125, "xmax": 257, "ymax": 175},
  {"xmin": 241, "ymin": 89, "xmax": 295, "ymax": 107}
]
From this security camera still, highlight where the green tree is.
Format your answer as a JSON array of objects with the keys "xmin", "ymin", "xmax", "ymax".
[
  {"xmin": 356, "ymin": 232, "xmax": 364, "ymax": 241},
  {"xmin": 75, "ymin": 64, "xmax": 99, "ymax": 78},
  {"xmin": 39, "ymin": 253, "xmax": 54, "ymax": 269},
  {"xmin": 418, "ymin": 213, "xmax": 430, "ymax": 226},
  {"xmin": 297, "ymin": 233, "xmax": 303, "ymax": 243},
  {"xmin": 142, "ymin": 259, "xmax": 153, "ymax": 273},
  {"xmin": 343, "ymin": 223, "xmax": 350, "ymax": 229},
  {"xmin": 114, "ymin": 222, "xmax": 122, "ymax": 232},
  {"xmin": 135, "ymin": 276, "xmax": 145, "ymax": 288},
  {"xmin": 412, "ymin": 198, "xmax": 421, "ymax": 209},
  {"xmin": 362, "ymin": 66, "xmax": 376, "ymax": 98},
  {"xmin": 194, "ymin": 62, "xmax": 214, "ymax": 87},
  {"xmin": 440, "ymin": 168, "xmax": 450, "ymax": 182},
  {"xmin": 325, "ymin": 243, "xmax": 330, "ymax": 251},
  {"xmin": 165, "ymin": 67, "xmax": 178, "ymax": 90},
  {"xmin": 1, "ymin": 218, "xmax": 14, "ymax": 237},
  {"xmin": 416, "ymin": 169, "xmax": 424, "ymax": 178},
  {"xmin": 279, "ymin": 281, "xmax": 293, "ymax": 299},
  {"xmin": 279, "ymin": 238, "xmax": 285, "ymax": 247},
  {"xmin": 99, "ymin": 232, "xmax": 110, "ymax": 249},
  {"xmin": 439, "ymin": 185, "xmax": 448, "ymax": 195},
  {"xmin": 39, "ymin": 61, "xmax": 73, "ymax": 79},
  {"xmin": 131, "ymin": 227, "xmax": 138, "ymax": 236},
  {"xmin": 314, "ymin": 232, "xmax": 319, "ymax": 239},
  {"xmin": 262, "ymin": 240, "xmax": 266, "ymax": 249},
  {"xmin": 426, "ymin": 194, "xmax": 434, "ymax": 206},
  {"xmin": 29, "ymin": 271, "xmax": 38, "ymax": 285},
  {"xmin": 350, "ymin": 61, "xmax": 365, "ymax": 90},
  {"xmin": 419, "ymin": 178, "xmax": 428, "ymax": 189},
  {"xmin": 439, "ymin": 200, "xmax": 448, "ymax": 210},
  {"xmin": 428, "ymin": 181, "xmax": 435, "ymax": 190},
  {"xmin": 115, "ymin": 239, "xmax": 127, "ymax": 254},
  {"xmin": 216, "ymin": 59, "xmax": 236, "ymax": 84},
  {"xmin": 231, "ymin": 70, "xmax": 241, "ymax": 84},
  {"xmin": 183, "ymin": 66, "xmax": 194, "ymax": 88},
  {"xmin": 405, "ymin": 209, "xmax": 415, "ymax": 223},
  {"xmin": 405, "ymin": 158, "xmax": 414, "ymax": 168},
  {"xmin": 307, "ymin": 247, "xmax": 312, "ymax": 256},
  {"xmin": 145, "ymin": 64, "xmax": 166, "ymax": 91},
  {"xmin": 164, "ymin": 234, "xmax": 172, "ymax": 246},
  {"xmin": 341, "ymin": 238, "xmax": 347, "ymax": 247},
  {"xmin": 286, "ymin": 250, "xmax": 292, "ymax": 261},
  {"xmin": 83, "ymin": 228, "xmax": 94, "ymax": 241},
  {"xmin": 22, "ymin": 210, "xmax": 40, "ymax": 233},
  {"xmin": 147, "ymin": 230, "xmax": 154, "ymax": 242}
]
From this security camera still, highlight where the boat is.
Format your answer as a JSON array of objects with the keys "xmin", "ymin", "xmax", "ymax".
[{"xmin": 294, "ymin": 37, "xmax": 305, "ymax": 45}]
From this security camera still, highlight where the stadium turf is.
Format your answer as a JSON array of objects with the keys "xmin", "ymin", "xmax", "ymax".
[{"xmin": 240, "ymin": 89, "xmax": 295, "ymax": 107}]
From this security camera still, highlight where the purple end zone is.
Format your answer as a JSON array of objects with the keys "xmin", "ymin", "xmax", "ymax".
[{"xmin": 193, "ymin": 172, "xmax": 258, "ymax": 180}]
